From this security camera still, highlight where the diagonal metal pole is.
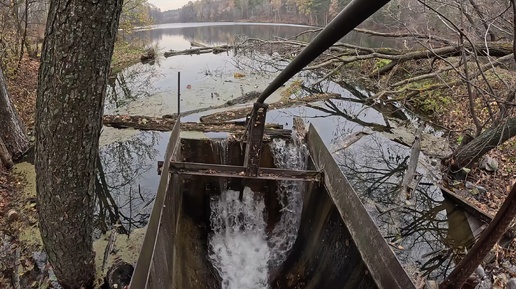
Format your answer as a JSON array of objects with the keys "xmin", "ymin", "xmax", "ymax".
[
  {"xmin": 255, "ymin": 0, "xmax": 390, "ymax": 104},
  {"xmin": 244, "ymin": 0, "xmax": 391, "ymax": 173}
]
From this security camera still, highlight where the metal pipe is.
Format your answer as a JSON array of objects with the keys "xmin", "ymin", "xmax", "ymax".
[
  {"xmin": 256, "ymin": 0, "xmax": 390, "ymax": 104},
  {"xmin": 178, "ymin": 71, "xmax": 181, "ymax": 115}
]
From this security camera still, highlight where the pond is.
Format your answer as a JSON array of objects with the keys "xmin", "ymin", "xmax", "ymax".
[{"xmin": 97, "ymin": 22, "xmax": 483, "ymax": 284}]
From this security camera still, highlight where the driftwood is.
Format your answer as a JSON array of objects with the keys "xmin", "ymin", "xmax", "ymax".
[
  {"xmin": 102, "ymin": 115, "xmax": 291, "ymax": 138},
  {"xmin": 164, "ymin": 45, "xmax": 232, "ymax": 57},
  {"xmin": 200, "ymin": 93, "xmax": 341, "ymax": 123}
]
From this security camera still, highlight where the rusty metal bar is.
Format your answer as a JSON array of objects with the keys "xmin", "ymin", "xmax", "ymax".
[
  {"xmin": 306, "ymin": 124, "xmax": 416, "ymax": 289},
  {"xmin": 169, "ymin": 161, "xmax": 322, "ymax": 182},
  {"xmin": 243, "ymin": 102, "xmax": 268, "ymax": 177}
]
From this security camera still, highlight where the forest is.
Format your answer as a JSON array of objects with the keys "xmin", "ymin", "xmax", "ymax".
[{"xmin": 161, "ymin": 0, "xmax": 355, "ymax": 26}]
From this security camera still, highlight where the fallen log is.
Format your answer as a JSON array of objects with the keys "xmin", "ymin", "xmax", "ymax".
[
  {"xmin": 164, "ymin": 45, "xmax": 233, "ymax": 57},
  {"xmin": 200, "ymin": 93, "xmax": 341, "ymax": 123},
  {"xmin": 162, "ymin": 91, "xmax": 261, "ymax": 119},
  {"xmin": 102, "ymin": 114, "xmax": 291, "ymax": 138}
]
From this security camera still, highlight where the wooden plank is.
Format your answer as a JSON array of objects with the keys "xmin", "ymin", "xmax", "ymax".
[
  {"xmin": 130, "ymin": 117, "xmax": 182, "ymax": 289},
  {"xmin": 169, "ymin": 161, "xmax": 322, "ymax": 182},
  {"xmin": 306, "ymin": 124, "xmax": 416, "ymax": 289}
]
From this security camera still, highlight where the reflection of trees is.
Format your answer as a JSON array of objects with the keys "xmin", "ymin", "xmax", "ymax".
[
  {"xmin": 146, "ymin": 25, "xmax": 315, "ymax": 47},
  {"xmin": 308, "ymin": 99, "xmax": 391, "ymax": 133},
  {"xmin": 335, "ymin": 133, "xmax": 475, "ymax": 280},
  {"xmin": 105, "ymin": 60, "xmax": 162, "ymax": 112},
  {"xmin": 94, "ymin": 131, "xmax": 162, "ymax": 236}
]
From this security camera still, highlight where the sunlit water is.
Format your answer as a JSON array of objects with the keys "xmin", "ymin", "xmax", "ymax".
[{"xmin": 208, "ymin": 139, "xmax": 307, "ymax": 288}]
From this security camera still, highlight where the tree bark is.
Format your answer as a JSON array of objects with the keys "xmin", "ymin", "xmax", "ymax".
[
  {"xmin": 35, "ymin": 1, "xmax": 123, "ymax": 289},
  {"xmin": 450, "ymin": 117, "xmax": 516, "ymax": 169},
  {"xmin": 0, "ymin": 136, "xmax": 14, "ymax": 169},
  {"xmin": 0, "ymin": 67, "xmax": 29, "ymax": 160}
]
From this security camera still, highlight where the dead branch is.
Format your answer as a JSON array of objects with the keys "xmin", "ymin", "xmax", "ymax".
[
  {"xmin": 354, "ymin": 28, "xmax": 453, "ymax": 45},
  {"xmin": 306, "ymin": 43, "xmax": 512, "ymax": 70},
  {"xmin": 370, "ymin": 53, "xmax": 514, "ymax": 101},
  {"xmin": 199, "ymin": 93, "xmax": 340, "ymax": 123}
]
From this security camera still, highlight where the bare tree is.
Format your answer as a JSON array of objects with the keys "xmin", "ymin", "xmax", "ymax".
[{"xmin": 0, "ymin": 66, "xmax": 29, "ymax": 168}]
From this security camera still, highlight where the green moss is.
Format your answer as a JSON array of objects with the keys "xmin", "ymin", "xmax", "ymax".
[
  {"xmin": 401, "ymin": 79, "xmax": 454, "ymax": 116},
  {"xmin": 375, "ymin": 58, "xmax": 392, "ymax": 69}
]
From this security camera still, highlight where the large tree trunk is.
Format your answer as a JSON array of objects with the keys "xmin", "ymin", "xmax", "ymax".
[
  {"xmin": 0, "ymin": 67, "xmax": 29, "ymax": 161},
  {"xmin": 450, "ymin": 117, "xmax": 516, "ymax": 169},
  {"xmin": 35, "ymin": 1, "xmax": 123, "ymax": 289}
]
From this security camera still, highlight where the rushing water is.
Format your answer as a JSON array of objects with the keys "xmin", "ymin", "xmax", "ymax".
[
  {"xmin": 209, "ymin": 187, "xmax": 270, "ymax": 289},
  {"xmin": 208, "ymin": 139, "xmax": 307, "ymax": 288}
]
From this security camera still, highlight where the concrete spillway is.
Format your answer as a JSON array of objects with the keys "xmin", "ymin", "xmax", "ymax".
[{"xmin": 129, "ymin": 121, "xmax": 415, "ymax": 289}]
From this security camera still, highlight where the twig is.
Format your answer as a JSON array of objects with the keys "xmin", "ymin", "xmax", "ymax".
[
  {"xmin": 12, "ymin": 248, "xmax": 20, "ymax": 289},
  {"xmin": 102, "ymin": 228, "xmax": 118, "ymax": 274}
]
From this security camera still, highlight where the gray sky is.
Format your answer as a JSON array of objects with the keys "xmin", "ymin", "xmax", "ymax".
[{"xmin": 149, "ymin": 0, "xmax": 190, "ymax": 11}]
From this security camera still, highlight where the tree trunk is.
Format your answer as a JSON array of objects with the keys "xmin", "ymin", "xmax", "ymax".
[
  {"xmin": 450, "ymin": 117, "xmax": 516, "ymax": 169},
  {"xmin": 0, "ymin": 67, "xmax": 29, "ymax": 160},
  {"xmin": 35, "ymin": 1, "xmax": 123, "ymax": 289},
  {"xmin": 0, "ymin": 136, "xmax": 14, "ymax": 169}
]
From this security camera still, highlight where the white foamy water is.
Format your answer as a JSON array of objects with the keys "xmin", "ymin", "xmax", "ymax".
[
  {"xmin": 268, "ymin": 139, "xmax": 307, "ymax": 267},
  {"xmin": 209, "ymin": 188, "xmax": 270, "ymax": 289},
  {"xmin": 208, "ymin": 139, "xmax": 307, "ymax": 288}
]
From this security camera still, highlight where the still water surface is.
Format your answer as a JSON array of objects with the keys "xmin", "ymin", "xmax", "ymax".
[{"xmin": 98, "ymin": 22, "xmax": 480, "ymax": 283}]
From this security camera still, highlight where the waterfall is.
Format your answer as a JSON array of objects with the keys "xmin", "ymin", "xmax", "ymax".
[{"xmin": 208, "ymin": 139, "xmax": 307, "ymax": 288}]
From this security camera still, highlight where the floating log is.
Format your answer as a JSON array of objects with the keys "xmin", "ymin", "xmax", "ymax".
[
  {"xmin": 200, "ymin": 93, "xmax": 341, "ymax": 123},
  {"xmin": 190, "ymin": 41, "xmax": 207, "ymax": 48},
  {"xmin": 102, "ymin": 114, "xmax": 290, "ymax": 138},
  {"xmin": 164, "ymin": 45, "xmax": 233, "ymax": 57}
]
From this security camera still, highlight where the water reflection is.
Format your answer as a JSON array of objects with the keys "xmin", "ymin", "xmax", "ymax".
[
  {"xmin": 94, "ymin": 131, "xmax": 166, "ymax": 236},
  {"xmin": 145, "ymin": 23, "xmax": 316, "ymax": 47},
  {"xmin": 335, "ymin": 132, "xmax": 476, "ymax": 280},
  {"xmin": 106, "ymin": 61, "xmax": 163, "ymax": 114},
  {"xmin": 140, "ymin": 23, "xmax": 401, "ymax": 49}
]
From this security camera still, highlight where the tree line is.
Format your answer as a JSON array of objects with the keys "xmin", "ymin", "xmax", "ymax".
[{"xmin": 161, "ymin": 0, "xmax": 354, "ymax": 26}]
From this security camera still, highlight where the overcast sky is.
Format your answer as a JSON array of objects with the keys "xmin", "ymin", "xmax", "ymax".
[{"xmin": 149, "ymin": 0, "xmax": 190, "ymax": 11}]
